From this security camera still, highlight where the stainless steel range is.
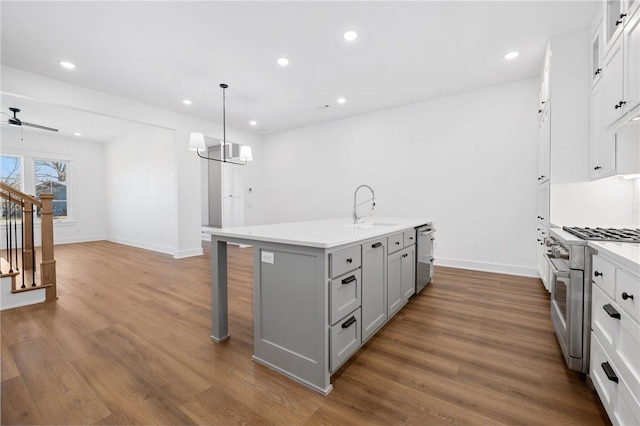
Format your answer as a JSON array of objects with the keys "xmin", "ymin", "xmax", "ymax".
[{"xmin": 546, "ymin": 226, "xmax": 640, "ymax": 374}]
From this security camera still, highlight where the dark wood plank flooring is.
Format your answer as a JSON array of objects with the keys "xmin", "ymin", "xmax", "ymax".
[{"xmin": 1, "ymin": 241, "xmax": 610, "ymax": 425}]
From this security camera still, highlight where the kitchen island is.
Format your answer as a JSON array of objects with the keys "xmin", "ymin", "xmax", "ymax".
[{"xmin": 202, "ymin": 217, "xmax": 433, "ymax": 394}]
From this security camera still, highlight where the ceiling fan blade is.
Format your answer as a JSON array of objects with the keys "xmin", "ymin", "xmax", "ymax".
[{"xmin": 21, "ymin": 121, "xmax": 59, "ymax": 132}]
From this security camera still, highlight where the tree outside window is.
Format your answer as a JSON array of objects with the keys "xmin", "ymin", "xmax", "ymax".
[
  {"xmin": 35, "ymin": 160, "xmax": 68, "ymax": 219},
  {"xmin": 1, "ymin": 155, "xmax": 23, "ymax": 221}
]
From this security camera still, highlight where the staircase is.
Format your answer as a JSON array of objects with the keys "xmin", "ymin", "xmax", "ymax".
[{"xmin": 1, "ymin": 182, "xmax": 57, "ymax": 310}]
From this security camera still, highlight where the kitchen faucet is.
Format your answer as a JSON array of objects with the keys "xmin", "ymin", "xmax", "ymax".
[{"xmin": 353, "ymin": 184, "xmax": 376, "ymax": 224}]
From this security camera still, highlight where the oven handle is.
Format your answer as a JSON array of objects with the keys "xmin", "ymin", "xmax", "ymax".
[{"xmin": 544, "ymin": 254, "xmax": 570, "ymax": 278}]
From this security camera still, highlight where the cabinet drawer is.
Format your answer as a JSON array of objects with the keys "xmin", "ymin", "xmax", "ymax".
[
  {"xmin": 387, "ymin": 233, "xmax": 404, "ymax": 254},
  {"xmin": 330, "ymin": 308, "xmax": 361, "ymax": 372},
  {"xmin": 591, "ymin": 332, "xmax": 617, "ymax": 409},
  {"xmin": 592, "ymin": 285, "xmax": 640, "ymax": 401},
  {"xmin": 330, "ymin": 270, "xmax": 361, "ymax": 325},
  {"xmin": 616, "ymin": 268, "xmax": 640, "ymax": 324},
  {"xmin": 329, "ymin": 246, "xmax": 361, "ymax": 278},
  {"xmin": 593, "ymin": 255, "xmax": 616, "ymax": 298},
  {"xmin": 403, "ymin": 229, "xmax": 416, "ymax": 247}
]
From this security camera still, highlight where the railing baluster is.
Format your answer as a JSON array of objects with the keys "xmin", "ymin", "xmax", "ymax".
[
  {"xmin": 6, "ymin": 198, "xmax": 13, "ymax": 273},
  {"xmin": 13, "ymin": 201, "xmax": 19, "ymax": 272}
]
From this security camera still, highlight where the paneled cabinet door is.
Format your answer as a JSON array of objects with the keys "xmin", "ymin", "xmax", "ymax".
[
  {"xmin": 537, "ymin": 181, "xmax": 550, "ymax": 226},
  {"xmin": 362, "ymin": 239, "xmax": 387, "ymax": 343},
  {"xmin": 624, "ymin": 9, "xmax": 640, "ymax": 114},
  {"xmin": 604, "ymin": 37, "xmax": 626, "ymax": 127},
  {"xmin": 387, "ymin": 250, "xmax": 403, "ymax": 317},
  {"xmin": 537, "ymin": 104, "xmax": 551, "ymax": 182},
  {"xmin": 605, "ymin": 0, "xmax": 626, "ymax": 52},
  {"xmin": 400, "ymin": 246, "xmax": 416, "ymax": 301},
  {"xmin": 591, "ymin": 80, "xmax": 617, "ymax": 178},
  {"xmin": 593, "ymin": 21, "xmax": 604, "ymax": 88}
]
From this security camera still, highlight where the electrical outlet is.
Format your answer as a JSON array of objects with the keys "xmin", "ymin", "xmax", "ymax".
[{"xmin": 261, "ymin": 251, "xmax": 274, "ymax": 264}]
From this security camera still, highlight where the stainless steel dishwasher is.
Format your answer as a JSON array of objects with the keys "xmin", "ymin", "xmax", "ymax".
[{"xmin": 416, "ymin": 224, "xmax": 435, "ymax": 293}]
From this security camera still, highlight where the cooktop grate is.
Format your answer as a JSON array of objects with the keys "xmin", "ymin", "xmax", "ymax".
[{"xmin": 562, "ymin": 227, "xmax": 640, "ymax": 243}]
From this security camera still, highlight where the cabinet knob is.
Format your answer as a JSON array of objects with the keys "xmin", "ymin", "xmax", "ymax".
[
  {"xmin": 622, "ymin": 292, "xmax": 634, "ymax": 301},
  {"xmin": 594, "ymin": 270, "xmax": 603, "ymax": 277},
  {"xmin": 594, "ymin": 166, "xmax": 602, "ymax": 170},
  {"xmin": 346, "ymin": 258, "xmax": 353, "ymax": 263},
  {"xmin": 615, "ymin": 13, "xmax": 626, "ymax": 25},
  {"xmin": 614, "ymin": 101, "xmax": 626, "ymax": 109},
  {"xmin": 594, "ymin": 68, "xmax": 602, "ymax": 75}
]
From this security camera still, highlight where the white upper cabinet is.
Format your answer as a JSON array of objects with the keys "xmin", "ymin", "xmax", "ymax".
[
  {"xmin": 538, "ymin": 43, "xmax": 551, "ymax": 115},
  {"xmin": 624, "ymin": 9, "xmax": 640, "ymax": 115},
  {"xmin": 592, "ymin": 21, "xmax": 605, "ymax": 88},
  {"xmin": 603, "ymin": 36, "xmax": 626, "ymax": 127},
  {"xmin": 538, "ymin": 105, "xmax": 551, "ymax": 182},
  {"xmin": 605, "ymin": 0, "xmax": 627, "ymax": 51}
]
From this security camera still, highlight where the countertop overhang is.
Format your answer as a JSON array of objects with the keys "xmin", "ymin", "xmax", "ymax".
[{"xmin": 202, "ymin": 217, "xmax": 433, "ymax": 249}]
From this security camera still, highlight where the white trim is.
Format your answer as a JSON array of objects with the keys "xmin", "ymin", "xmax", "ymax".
[
  {"xmin": 435, "ymin": 257, "xmax": 539, "ymax": 278},
  {"xmin": 106, "ymin": 236, "xmax": 176, "ymax": 256}
]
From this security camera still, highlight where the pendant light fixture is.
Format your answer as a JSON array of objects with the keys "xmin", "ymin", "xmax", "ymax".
[{"xmin": 189, "ymin": 83, "xmax": 253, "ymax": 165}]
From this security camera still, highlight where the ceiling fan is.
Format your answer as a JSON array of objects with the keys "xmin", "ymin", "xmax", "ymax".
[{"xmin": 2, "ymin": 107, "xmax": 59, "ymax": 132}]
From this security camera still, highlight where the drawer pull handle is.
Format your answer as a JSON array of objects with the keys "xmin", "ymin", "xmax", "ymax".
[
  {"xmin": 622, "ymin": 292, "xmax": 634, "ymax": 301},
  {"xmin": 346, "ymin": 258, "xmax": 353, "ymax": 264},
  {"xmin": 341, "ymin": 275, "xmax": 356, "ymax": 285},
  {"xmin": 342, "ymin": 316, "xmax": 356, "ymax": 329},
  {"xmin": 601, "ymin": 362, "xmax": 619, "ymax": 383},
  {"xmin": 594, "ymin": 271, "xmax": 603, "ymax": 277},
  {"xmin": 372, "ymin": 242, "xmax": 382, "ymax": 248},
  {"xmin": 603, "ymin": 304, "xmax": 621, "ymax": 319}
]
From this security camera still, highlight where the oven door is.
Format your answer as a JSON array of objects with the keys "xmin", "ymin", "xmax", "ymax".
[{"xmin": 548, "ymin": 256, "xmax": 585, "ymax": 372}]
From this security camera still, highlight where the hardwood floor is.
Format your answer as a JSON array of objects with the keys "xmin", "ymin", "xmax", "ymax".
[{"xmin": 1, "ymin": 241, "xmax": 610, "ymax": 425}]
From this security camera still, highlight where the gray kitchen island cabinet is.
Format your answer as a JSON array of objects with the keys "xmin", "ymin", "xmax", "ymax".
[{"xmin": 203, "ymin": 217, "xmax": 433, "ymax": 395}]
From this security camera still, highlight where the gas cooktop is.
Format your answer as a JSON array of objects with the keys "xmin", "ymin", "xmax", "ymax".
[{"xmin": 562, "ymin": 227, "xmax": 640, "ymax": 243}]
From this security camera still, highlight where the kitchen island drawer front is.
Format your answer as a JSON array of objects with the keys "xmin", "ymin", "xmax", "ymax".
[
  {"xmin": 403, "ymin": 230, "xmax": 416, "ymax": 247},
  {"xmin": 616, "ymin": 268, "xmax": 640, "ymax": 323},
  {"xmin": 593, "ymin": 255, "xmax": 617, "ymax": 298},
  {"xmin": 329, "ymin": 246, "xmax": 361, "ymax": 278},
  {"xmin": 330, "ymin": 308, "xmax": 361, "ymax": 372},
  {"xmin": 330, "ymin": 270, "xmax": 361, "ymax": 325},
  {"xmin": 388, "ymin": 233, "xmax": 404, "ymax": 254}
]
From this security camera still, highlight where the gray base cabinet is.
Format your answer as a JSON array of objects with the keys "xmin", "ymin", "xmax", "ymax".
[{"xmin": 361, "ymin": 239, "xmax": 387, "ymax": 342}]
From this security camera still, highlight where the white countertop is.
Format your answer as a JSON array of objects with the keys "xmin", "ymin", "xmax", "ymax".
[
  {"xmin": 588, "ymin": 241, "xmax": 640, "ymax": 273},
  {"xmin": 202, "ymin": 217, "xmax": 433, "ymax": 249}
]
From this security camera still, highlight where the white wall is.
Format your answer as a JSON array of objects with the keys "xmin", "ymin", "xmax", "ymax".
[
  {"xmin": 261, "ymin": 79, "xmax": 540, "ymax": 277},
  {"xmin": 1, "ymin": 126, "xmax": 106, "ymax": 244},
  {"xmin": 104, "ymin": 126, "xmax": 178, "ymax": 254}
]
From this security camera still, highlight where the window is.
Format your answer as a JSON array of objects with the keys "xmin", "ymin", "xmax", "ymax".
[
  {"xmin": 1, "ymin": 155, "xmax": 22, "ymax": 189},
  {"xmin": 35, "ymin": 160, "xmax": 68, "ymax": 219}
]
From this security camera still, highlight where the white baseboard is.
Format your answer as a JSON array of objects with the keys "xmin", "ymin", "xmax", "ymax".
[
  {"xmin": 174, "ymin": 248, "xmax": 204, "ymax": 259},
  {"xmin": 435, "ymin": 257, "xmax": 538, "ymax": 278},
  {"xmin": 105, "ymin": 236, "xmax": 176, "ymax": 256}
]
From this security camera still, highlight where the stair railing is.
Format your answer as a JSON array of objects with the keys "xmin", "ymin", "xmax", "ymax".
[{"xmin": 0, "ymin": 182, "xmax": 57, "ymax": 301}]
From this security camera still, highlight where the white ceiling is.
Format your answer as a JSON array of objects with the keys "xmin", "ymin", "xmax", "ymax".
[{"xmin": 1, "ymin": 1, "xmax": 599, "ymax": 141}]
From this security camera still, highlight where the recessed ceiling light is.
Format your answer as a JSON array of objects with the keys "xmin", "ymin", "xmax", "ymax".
[
  {"xmin": 59, "ymin": 60, "xmax": 76, "ymax": 69},
  {"xmin": 182, "ymin": 99, "xmax": 192, "ymax": 105},
  {"xmin": 337, "ymin": 97, "xmax": 346, "ymax": 104},
  {"xmin": 277, "ymin": 57, "xmax": 289, "ymax": 66},
  {"xmin": 73, "ymin": 132, "xmax": 82, "ymax": 136},
  {"xmin": 249, "ymin": 120, "xmax": 257, "ymax": 126},
  {"xmin": 343, "ymin": 30, "xmax": 358, "ymax": 41},
  {"xmin": 504, "ymin": 51, "xmax": 519, "ymax": 60}
]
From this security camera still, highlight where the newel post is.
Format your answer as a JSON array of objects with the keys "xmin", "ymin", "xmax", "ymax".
[{"xmin": 39, "ymin": 194, "xmax": 57, "ymax": 301}]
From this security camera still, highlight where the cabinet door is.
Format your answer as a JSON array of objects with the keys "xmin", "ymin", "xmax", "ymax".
[
  {"xmin": 400, "ymin": 246, "xmax": 416, "ymax": 301},
  {"xmin": 625, "ymin": 10, "xmax": 640, "ymax": 113},
  {"xmin": 537, "ymin": 181, "xmax": 550, "ymax": 226},
  {"xmin": 593, "ymin": 22, "xmax": 604, "ymax": 88},
  {"xmin": 362, "ymin": 239, "xmax": 386, "ymax": 342},
  {"xmin": 605, "ymin": 0, "xmax": 625, "ymax": 51},
  {"xmin": 538, "ymin": 104, "xmax": 551, "ymax": 182},
  {"xmin": 591, "ymin": 80, "xmax": 608, "ymax": 177},
  {"xmin": 604, "ymin": 37, "xmax": 626, "ymax": 127},
  {"xmin": 387, "ymin": 250, "xmax": 403, "ymax": 317}
]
